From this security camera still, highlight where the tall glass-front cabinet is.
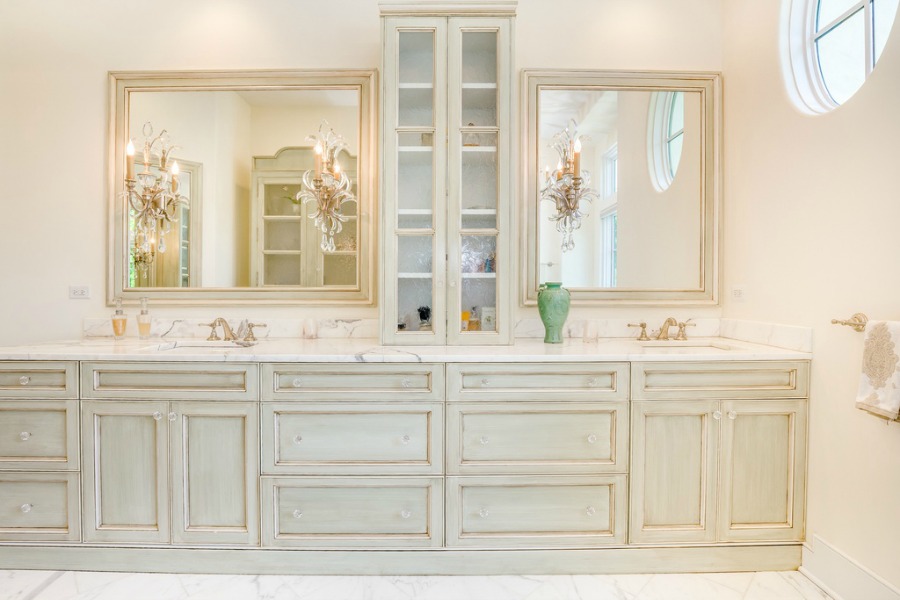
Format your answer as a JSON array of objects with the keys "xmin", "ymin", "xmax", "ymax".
[{"xmin": 381, "ymin": 3, "xmax": 515, "ymax": 345}]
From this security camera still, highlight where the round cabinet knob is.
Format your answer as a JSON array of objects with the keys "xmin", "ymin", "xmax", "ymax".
[
  {"xmin": 292, "ymin": 509, "xmax": 303, "ymax": 519},
  {"xmin": 18, "ymin": 376, "xmax": 30, "ymax": 386},
  {"xmin": 19, "ymin": 431, "xmax": 31, "ymax": 441},
  {"xmin": 400, "ymin": 509, "xmax": 412, "ymax": 519},
  {"xmin": 727, "ymin": 411, "xmax": 737, "ymax": 420},
  {"xmin": 293, "ymin": 435, "xmax": 303, "ymax": 445},
  {"xmin": 712, "ymin": 411, "xmax": 722, "ymax": 420},
  {"xmin": 587, "ymin": 434, "xmax": 598, "ymax": 444},
  {"xmin": 481, "ymin": 378, "xmax": 490, "ymax": 386},
  {"xmin": 587, "ymin": 378, "xmax": 599, "ymax": 387},
  {"xmin": 586, "ymin": 506, "xmax": 596, "ymax": 516},
  {"xmin": 291, "ymin": 378, "xmax": 303, "ymax": 388},
  {"xmin": 478, "ymin": 508, "xmax": 490, "ymax": 518},
  {"xmin": 20, "ymin": 503, "xmax": 33, "ymax": 514},
  {"xmin": 153, "ymin": 412, "xmax": 162, "ymax": 421},
  {"xmin": 479, "ymin": 436, "xmax": 489, "ymax": 445},
  {"xmin": 401, "ymin": 378, "xmax": 412, "ymax": 389},
  {"xmin": 167, "ymin": 412, "xmax": 177, "ymax": 422},
  {"xmin": 401, "ymin": 435, "xmax": 411, "ymax": 445},
  {"xmin": 449, "ymin": 280, "xmax": 457, "ymax": 288}
]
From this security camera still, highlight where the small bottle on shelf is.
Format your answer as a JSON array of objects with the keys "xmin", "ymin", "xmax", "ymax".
[
  {"xmin": 137, "ymin": 297, "xmax": 152, "ymax": 340},
  {"xmin": 111, "ymin": 298, "xmax": 127, "ymax": 340}
]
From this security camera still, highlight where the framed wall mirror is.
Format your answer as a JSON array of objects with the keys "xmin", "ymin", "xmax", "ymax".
[
  {"xmin": 522, "ymin": 71, "xmax": 721, "ymax": 305},
  {"xmin": 108, "ymin": 70, "xmax": 377, "ymax": 304}
]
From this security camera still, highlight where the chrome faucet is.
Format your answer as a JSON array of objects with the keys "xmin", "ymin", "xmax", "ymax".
[{"xmin": 656, "ymin": 317, "xmax": 678, "ymax": 340}]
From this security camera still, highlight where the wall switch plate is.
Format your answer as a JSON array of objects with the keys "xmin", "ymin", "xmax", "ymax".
[
  {"xmin": 69, "ymin": 285, "xmax": 90, "ymax": 299},
  {"xmin": 730, "ymin": 284, "xmax": 747, "ymax": 302}
]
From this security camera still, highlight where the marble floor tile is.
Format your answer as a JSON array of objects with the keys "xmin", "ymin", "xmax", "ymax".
[{"xmin": 0, "ymin": 570, "xmax": 833, "ymax": 600}]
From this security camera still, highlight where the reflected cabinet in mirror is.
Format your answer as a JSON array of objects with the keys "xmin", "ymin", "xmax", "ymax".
[
  {"xmin": 109, "ymin": 70, "xmax": 376, "ymax": 304},
  {"xmin": 522, "ymin": 71, "xmax": 721, "ymax": 305}
]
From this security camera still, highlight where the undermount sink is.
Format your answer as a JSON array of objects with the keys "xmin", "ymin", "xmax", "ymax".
[
  {"xmin": 639, "ymin": 340, "xmax": 733, "ymax": 352},
  {"xmin": 153, "ymin": 340, "xmax": 258, "ymax": 351}
]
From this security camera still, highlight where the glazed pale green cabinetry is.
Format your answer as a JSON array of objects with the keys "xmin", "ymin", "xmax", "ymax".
[
  {"xmin": 0, "ymin": 358, "xmax": 809, "ymax": 574},
  {"xmin": 381, "ymin": 4, "xmax": 514, "ymax": 345}
]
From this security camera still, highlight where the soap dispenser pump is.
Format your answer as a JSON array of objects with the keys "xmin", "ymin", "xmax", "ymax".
[
  {"xmin": 111, "ymin": 297, "xmax": 127, "ymax": 340},
  {"xmin": 138, "ymin": 297, "xmax": 151, "ymax": 340}
]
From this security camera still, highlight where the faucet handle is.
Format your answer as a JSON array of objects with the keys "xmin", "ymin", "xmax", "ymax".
[
  {"xmin": 628, "ymin": 322, "xmax": 651, "ymax": 341},
  {"xmin": 200, "ymin": 322, "xmax": 220, "ymax": 341},
  {"xmin": 244, "ymin": 323, "xmax": 267, "ymax": 342},
  {"xmin": 675, "ymin": 319, "xmax": 696, "ymax": 341}
]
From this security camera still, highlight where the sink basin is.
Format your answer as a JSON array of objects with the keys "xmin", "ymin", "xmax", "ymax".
[
  {"xmin": 639, "ymin": 340, "xmax": 733, "ymax": 352},
  {"xmin": 153, "ymin": 340, "xmax": 257, "ymax": 351}
]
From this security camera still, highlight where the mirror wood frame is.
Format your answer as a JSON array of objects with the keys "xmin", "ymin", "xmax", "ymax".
[
  {"xmin": 521, "ymin": 70, "xmax": 721, "ymax": 306},
  {"xmin": 108, "ymin": 69, "xmax": 377, "ymax": 305}
]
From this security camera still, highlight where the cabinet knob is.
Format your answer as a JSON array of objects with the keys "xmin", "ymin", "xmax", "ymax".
[
  {"xmin": 153, "ymin": 411, "xmax": 162, "ymax": 421},
  {"xmin": 586, "ymin": 506, "xmax": 596, "ymax": 516},
  {"xmin": 20, "ymin": 503, "xmax": 33, "ymax": 514},
  {"xmin": 292, "ymin": 509, "xmax": 303, "ymax": 519},
  {"xmin": 401, "ymin": 378, "xmax": 412, "ymax": 388},
  {"xmin": 449, "ymin": 280, "xmax": 456, "ymax": 288},
  {"xmin": 293, "ymin": 435, "xmax": 303, "ymax": 445},
  {"xmin": 401, "ymin": 434, "xmax": 411, "ymax": 445},
  {"xmin": 587, "ymin": 434, "xmax": 598, "ymax": 444},
  {"xmin": 167, "ymin": 412, "xmax": 177, "ymax": 422},
  {"xmin": 712, "ymin": 411, "xmax": 722, "ymax": 420},
  {"xmin": 727, "ymin": 411, "xmax": 737, "ymax": 420},
  {"xmin": 587, "ymin": 378, "xmax": 599, "ymax": 387},
  {"xmin": 479, "ymin": 436, "xmax": 489, "ymax": 445},
  {"xmin": 291, "ymin": 377, "xmax": 303, "ymax": 388},
  {"xmin": 19, "ymin": 431, "xmax": 31, "ymax": 441},
  {"xmin": 481, "ymin": 378, "xmax": 490, "ymax": 386},
  {"xmin": 18, "ymin": 376, "xmax": 30, "ymax": 386},
  {"xmin": 478, "ymin": 508, "xmax": 490, "ymax": 518},
  {"xmin": 400, "ymin": 509, "xmax": 412, "ymax": 519}
]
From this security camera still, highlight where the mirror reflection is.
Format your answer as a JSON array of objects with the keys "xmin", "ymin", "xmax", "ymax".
[{"xmin": 126, "ymin": 88, "xmax": 360, "ymax": 290}]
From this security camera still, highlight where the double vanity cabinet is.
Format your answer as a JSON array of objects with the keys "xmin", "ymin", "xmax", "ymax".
[{"xmin": 0, "ymin": 345, "xmax": 809, "ymax": 574}]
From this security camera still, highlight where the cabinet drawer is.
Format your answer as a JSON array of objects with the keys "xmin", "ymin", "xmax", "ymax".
[
  {"xmin": 0, "ymin": 401, "xmax": 79, "ymax": 470},
  {"xmin": 262, "ymin": 364, "xmax": 443, "ymax": 401},
  {"xmin": 447, "ymin": 402, "xmax": 628, "ymax": 474},
  {"xmin": 446, "ymin": 475, "xmax": 627, "ymax": 547},
  {"xmin": 261, "ymin": 403, "xmax": 442, "ymax": 475},
  {"xmin": 633, "ymin": 361, "xmax": 809, "ymax": 400},
  {"xmin": 0, "ymin": 472, "xmax": 80, "ymax": 541},
  {"xmin": 0, "ymin": 362, "xmax": 77, "ymax": 399},
  {"xmin": 447, "ymin": 363, "xmax": 628, "ymax": 401},
  {"xmin": 261, "ymin": 477, "xmax": 443, "ymax": 547},
  {"xmin": 81, "ymin": 362, "xmax": 258, "ymax": 400}
]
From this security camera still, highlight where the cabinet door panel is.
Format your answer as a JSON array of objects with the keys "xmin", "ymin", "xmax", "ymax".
[
  {"xmin": 719, "ymin": 400, "xmax": 806, "ymax": 541},
  {"xmin": 630, "ymin": 400, "xmax": 718, "ymax": 544},
  {"xmin": 171, "ymin": 402, "xmax": 259, "ymax": 546},
  {"xmin": 82, "ymin": 401, "xmax": 169, "ymax": 543}
]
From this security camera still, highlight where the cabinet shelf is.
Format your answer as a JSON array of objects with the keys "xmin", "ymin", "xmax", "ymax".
[
  {"xmin": 461, "ymin": 146, "xmax": 497, "ymax": 153},
  {"xmin": 461, "ymin": 272, "xmax": 496, "ymax": 279},
  {"xmin": 398, "ymin": 272, "xmax": 433, "ymax": 279},
  {"xmin": 398, "ymin": 146, "xmax": 434, "ymax": 152},
  {"xmin": 461, "ymin": 208, "xmax": 496, "ymax": 215},
  {"xmin": 462, "ymin": 83, "xmax": 497, "ymax": 89},
  {"xmin": 399, "ymin": 83, "xmax": 434, "ymax": 89},
  {"xmin": 399, "ymin": 209, "xmax": 434, "ymax": 215}
]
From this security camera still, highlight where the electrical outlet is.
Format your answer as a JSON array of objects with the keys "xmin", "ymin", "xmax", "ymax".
[
  {"xmin": 731, "ymin": 285, "xmax": 747, "ymax": 302},
  {"xmin": 69, "ymin": 285, "xmax": 90, "ymax": 299}
]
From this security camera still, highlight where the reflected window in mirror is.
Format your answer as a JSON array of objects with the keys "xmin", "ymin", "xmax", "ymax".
[{"xmin": 648, "ymin": 91, "xmax": 685, "ymax": 192}]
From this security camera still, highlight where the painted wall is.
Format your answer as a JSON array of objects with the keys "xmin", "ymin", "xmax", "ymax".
[
  {"xmin": 721, "ymin": 1, "xmax": 900, "ymax": 593},
  {"xmin": 0, "ymin": 0, "xmax": 723, "ymax": 345}
]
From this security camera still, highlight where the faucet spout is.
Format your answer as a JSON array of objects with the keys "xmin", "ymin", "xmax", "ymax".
[
  {"xmin": 215, "ymin": 318, "xmax": 236, "ymax": 341},
  {"xmin": 656, "ymin": 317, "xmax": 678, "ymax": 340}
]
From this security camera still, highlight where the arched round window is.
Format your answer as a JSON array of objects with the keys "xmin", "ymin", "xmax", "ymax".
[
  {"xmin": 785, "ymin": 0, "xmax": 899, "ymax": 113},
  {"xmin": 648, "ymin": 91, "xmax": 684, "ymax": 192}
]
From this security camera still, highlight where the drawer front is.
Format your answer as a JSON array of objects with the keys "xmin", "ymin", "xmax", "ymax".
[
  {"xmin": 262, "ymin": 403, "xmax": 442, "ymax": 475},
  {"xmin": 0, "ymin": 401, "xmax": 79, "ymax": 470},
  {"xmin": 0, "ymin": 472, "xmax": 81, "ymax": 541},
  {"xmin": 82, "ymin": 362, "xmax": 258, "ymax": 400},
  {"xmin": 0, "ymin": 362, "xmax": 77, "ymax": 399},
  {"xmin": 446, "ymin": 475, "xmax": 627, "ymax": 547},
  {"xmin": 262, "ymin": 364, "xmax": 443, "ymax": 401},
  {"xmin": 633, "ymin": 361, "xmax": 810, "ymax": 400},
  {"xmin": 262, "ymin": 477, "xmax": 443, "ymax": 547},
  {"xmin": 447, "ymin": 402, "xmax": 628, "ymax": 474},
  {"xmin": 447, "ymin": 363, "xmax": 628, "ymax": 402}
]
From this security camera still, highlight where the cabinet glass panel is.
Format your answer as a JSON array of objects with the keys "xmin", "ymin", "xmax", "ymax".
[
  {"xmin": 264, "ymin": 255, "xmax": 302, "ymax": 286},
  {"xmin": 461, "ymin": 131, "xmax": 498, "ymax": 229},
  {"xmin": 323, "ymin": 255, "xmax": 356, "ymax": 286},
  {"xmin": 460, "ymin": 234, "xmax": 498, "ymax": 333},
  {"xmin": 398, "ymin": 132, "xmax": 434, "ymax": 229},
  {"xmin": 461, "ymin": 31, "xmax": 498, "ymax": 127},
  {"xmin": 398, "ymin": 31, "xmax": 435, "ymax": 127},
  {"xmin": 264, "ymin": 220, "xmax": 303, "ymax": 251},
  {"xmin": 397, "ymin": 235, "xmax": 434, "ymax": 333},
  {"xmin": 264, "ymin": 184, "xmax": 302, "ymax": 216}
]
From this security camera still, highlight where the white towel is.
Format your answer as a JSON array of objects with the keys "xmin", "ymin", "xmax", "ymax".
[{"xmin": 856, "ymin": 321, "xmax": 900, "ymax": 420}]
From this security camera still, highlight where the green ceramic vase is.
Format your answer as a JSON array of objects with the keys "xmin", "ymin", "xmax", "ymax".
[{"xmin": 537, "ymin": 282, "xmax": 570, "ymax": 344}]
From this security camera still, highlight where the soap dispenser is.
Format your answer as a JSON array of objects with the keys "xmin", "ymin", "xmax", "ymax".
[
  {"xmin": 138, "ymin": 297, "xmax": 151, "ymax": 340},
  {"xmin": 111, "ymin": 297, "xmax": 127, "ymax": 340}
]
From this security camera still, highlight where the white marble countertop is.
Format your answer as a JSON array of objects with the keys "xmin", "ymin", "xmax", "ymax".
[{"xmin": 0, "ymin": 337, "xmax": 811, "ymax": 363}]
